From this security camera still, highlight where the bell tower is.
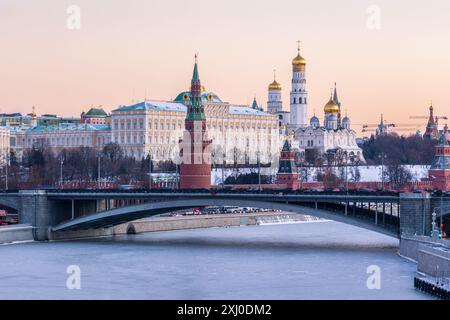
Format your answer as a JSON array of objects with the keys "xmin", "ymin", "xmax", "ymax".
[
  {"xmin": 290, "ymin": 41, "xmax": 308, "ymax": 130},
  {"xmin": 267, "ymin": 69, "xmax": 283, "ymax": 114}
]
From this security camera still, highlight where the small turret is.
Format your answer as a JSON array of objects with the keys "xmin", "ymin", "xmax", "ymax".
[
  {"xmin": 310, "ymin": 114, "xmax": 320, "ymax": 128},
  {"xmin": 30, "ymin": 106, "xmax": 38, "ymax": 128},
  {"xmin": 276, "ymin": 140, "xmax": 299, "ymax": 190}
]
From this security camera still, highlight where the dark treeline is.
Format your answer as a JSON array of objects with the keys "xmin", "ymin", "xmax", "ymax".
[
  {"xmin": 361, "ymin": 134, "xmax": 436, "ymax": 165},
  {"xmin": 5, "ymin": 143, "xmax": 175, "ymax": 189},
  {"xmin": 224, "ymin": 172, "xmax": 272, "ymax": 185}
]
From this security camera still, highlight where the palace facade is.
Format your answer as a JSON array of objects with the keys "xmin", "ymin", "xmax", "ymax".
[{"xmin": 110, "ymin": 92, "xmax": 279, "ymax": 164}]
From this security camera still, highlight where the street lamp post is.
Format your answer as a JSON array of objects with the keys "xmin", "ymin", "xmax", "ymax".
[
  {"xmin": 379, "ymin": 152, "xmax": 387, "ymax": 191},
  {"xmin": 298, "ymin": 152, "xmax": 304, "ymax": 191},
  {"xmin": 59, "ymin": 156, "xmax": 64, "ymax": 188},
  {"xmin": 441, "ymin": 193, "xmax": 444, "ymax": 231},
  {"xmin": 222, "ymin": 152, "xmax": 226, "ymax": 188},
  {"xmin": 175, "ymin": 160, "xmax": 179, "ymax": 190},
  {"xmin": 97, "ymin": 153, "xmax": 101, "ymax": 189},
  {"xmin": 4, "ymin": 154, "xmax": 8, "ymax": 191},
  {"xmin": 345, "ymin": 156, "xmax": 349, "ymax": 193},
  {"xmin": 257, "ymin": 151, "xmax": 261, "ymax": 192},
  {"xmin": 432, "ymin": 210, "xmax": 438, "ymax": 238},
  {"xmin": 148, "ymin": 154, "xmax": 152, "ymax": 190}
]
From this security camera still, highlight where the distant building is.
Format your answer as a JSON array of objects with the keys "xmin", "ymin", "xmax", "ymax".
[
  {"xmin": 81, "ymin": 107, "xmax": 109, "ymax": 125},
  {"xmin": 267, "ymin": 71, "xmax": 283, "ymax": 114},
  {"xmin": 0, "ymin": 110, "xmax": 80, "ymax": 129},
  {"xmin": 266, "ymin": 71, "xmax": 290, "ymax": 134},
  {"xmin": 294, "ymin": 84, "xmax": 365, "ymax": 163},
  {"xmin": 0, "ymin": 127, "xmax": 10, "ymax": 164},
  {"xmin": 428, "ymin": 124, "xmax": 450, "ymax": 191},
  {"xmin": 10, "ymin": 123, "xmax": 111, "ymax": 159},
  {"xmin": 424, "ymin": 104, "xmax": 439, "ymax": 140}
]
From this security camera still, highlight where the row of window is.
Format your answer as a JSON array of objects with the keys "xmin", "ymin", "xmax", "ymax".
[
  {"xmin": 21, "ymin": 135, "xmax": 111, "ymax": 147},
  {"xmin": 113, "ymin": 117, "xmax": 277, "ymax": 132},
  {"xmin": 292, "ymin": 97, "xmax": 307, "ymax": 104},
  {"xmin": 113, "ymin": 119, "xmax": 145, "ymax": 130}
]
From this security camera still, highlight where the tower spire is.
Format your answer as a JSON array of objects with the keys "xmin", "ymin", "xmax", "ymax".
[
  {"xmin": 192, "ymin": 54, "xmax": 200, "ymax": 84},
  {"xmin": 333, "ymin": 82, "xmax": 339, "ymax": 105},
  {"xmin": 187, "ymin": 54, "xmax": 205, "ymax": 121}
]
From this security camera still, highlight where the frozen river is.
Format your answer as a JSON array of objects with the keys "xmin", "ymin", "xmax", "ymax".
[{"xmin": 0, "ymin": 221, "xmax": 429, "ymax": 299}]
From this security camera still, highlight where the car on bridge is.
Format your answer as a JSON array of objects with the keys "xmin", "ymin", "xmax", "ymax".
[{"xmin": 0, "ymin": 210, "xmax": 17, "ymax": 226}]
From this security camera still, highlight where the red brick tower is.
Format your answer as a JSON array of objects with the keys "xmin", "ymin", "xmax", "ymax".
[
  {"xmin": 429, "ymin": 125, "xmax": 450, "ymax": 191},
  {"xmin": 423, "ymin": 104, "xmax": 439, "ymax": 140},
  {"xmin": 179, "ymin": 56, "xmax": 212, "ymax": 190},
  {"xmin": 276, "ymin": 140, "xmax": 300, "ymax": 190}
]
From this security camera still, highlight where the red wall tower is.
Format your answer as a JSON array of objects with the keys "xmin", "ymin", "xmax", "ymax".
[
  {"xmin": 179, "ymin": 57, "xmax": 212, "ymax": 190},
  {"xmin": 429, "ymin": 125, "xmax": 450, "ymax": 191},
  {"xmin": 424, "ymin": 104, "xmax": 439, "ymax": 140},
  {"xmin": 276, "ymin": 140, "xmax": 300, "ymax": 190}
]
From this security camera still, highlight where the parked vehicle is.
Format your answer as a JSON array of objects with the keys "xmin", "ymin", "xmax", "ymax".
[{"xmin": 0, "ymin": 210, "xmax": 17, "ymax": 225}]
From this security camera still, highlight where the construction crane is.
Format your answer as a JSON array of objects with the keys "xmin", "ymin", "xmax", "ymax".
[
  {"xmin": 410, "ymin": 103, "xmax": 448, "ymax": 122},
  {"xmin": 410, "ymin": 115, "xmax": 448, "ymax": 121},
  {"xmin": 359, "ymin": 114, "xmax": 422, "ymax": 135}
]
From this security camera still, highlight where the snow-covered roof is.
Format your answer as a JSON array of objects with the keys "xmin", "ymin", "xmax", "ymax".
[
  {"xmin": 229, "ymin": 105, "xmax": 272, "ymax": 116},
  {"xmin": 26, "ymin": 123, "xmax": 111, "ymax": 133},
  {"xmin": 114, "ymin": 100, "xmax": 273, "ymax": 117},
  {"xmin": 113, "ymin": 101, "xmax": 186, "ymax": 113}
]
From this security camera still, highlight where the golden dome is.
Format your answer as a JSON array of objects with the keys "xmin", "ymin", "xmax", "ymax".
[
  {"xmin": 292, "ymin": 50, "xmax": 306, "ymax": 72},
  {"xmin": 324, "ymin": 98, "xmax": 339, "ymax": 114},
  {"xmin": 292, "ymin": 53, "xmax": 306, "ymax": 66},
  {"xmin": 268, "ymin": 80, "xmax": 282, "ymax": 91}
]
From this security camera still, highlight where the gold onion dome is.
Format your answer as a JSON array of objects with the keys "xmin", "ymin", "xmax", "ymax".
[
  {"xmin": 268, "ymin": 80, "xmax": 282, "ymax": 91},
  {"xmin": 292, "ymin": 48, "xmax": 306, "ymax": 72},
  {"xmin": 324, "ymin": 97, "xmax": 339, "ymax": 114},
  {"xmin": 292, "ymin": 53, "xmax": 306, "ymax": 66}
]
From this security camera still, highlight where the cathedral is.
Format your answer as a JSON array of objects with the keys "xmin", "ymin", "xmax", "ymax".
[
  {"xmin": 295, "ymin": 85, "xmax": 365, "ymax": 164},
  {"xmin": 266, "ymin": 44, "xmax": 365, "ymax": 164}
]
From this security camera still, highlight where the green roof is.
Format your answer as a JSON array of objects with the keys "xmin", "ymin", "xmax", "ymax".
[
  {"xmin": 174, "ymin": 91, "xmax": 223, "ymax": 104},
  {"xmin": 85, "ymin": 108, "xmax": 108, "ymax": 117}
]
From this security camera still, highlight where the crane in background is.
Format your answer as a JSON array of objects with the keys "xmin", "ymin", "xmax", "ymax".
[
  {"xmin": 358, "ymin": 114, "xmax": 422, "ymax": 136},
  {"xmin": 412, "ymin": 104, "xmax": 448, "ymax": 140}
]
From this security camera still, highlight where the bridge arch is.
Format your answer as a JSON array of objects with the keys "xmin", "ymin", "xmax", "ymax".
[
  {"xmin": 0, "ymin": 198, "xmax": 20, "ymax": 213},
  {"xmin": 52, "ymin": 198, "xmax": 399, "ymax": 238}
]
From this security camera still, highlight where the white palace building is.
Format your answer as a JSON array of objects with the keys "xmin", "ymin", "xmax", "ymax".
[{"xmin": 110, "ymin": 90, "xmax": 280, "ymax": 164}]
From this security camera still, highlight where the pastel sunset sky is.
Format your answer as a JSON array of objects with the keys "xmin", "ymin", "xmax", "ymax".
[{"xmin": 1, "ymin": 0, "xmax": 450, "ymax": 134}]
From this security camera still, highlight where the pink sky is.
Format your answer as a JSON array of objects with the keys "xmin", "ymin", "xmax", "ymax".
[{"xmin": 1, "ymin": 0, "xmax": 450, "ymax": 134}]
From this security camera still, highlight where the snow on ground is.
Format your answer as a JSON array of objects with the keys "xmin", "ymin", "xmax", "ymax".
[{"xmin": 212, "ymin": 165, "xmax": 430, "ymax": 184}]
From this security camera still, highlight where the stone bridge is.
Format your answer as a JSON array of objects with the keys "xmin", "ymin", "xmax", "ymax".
[{"xmin": 0, "ymin": 190, "xmax": 448, "ymax": 240}]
